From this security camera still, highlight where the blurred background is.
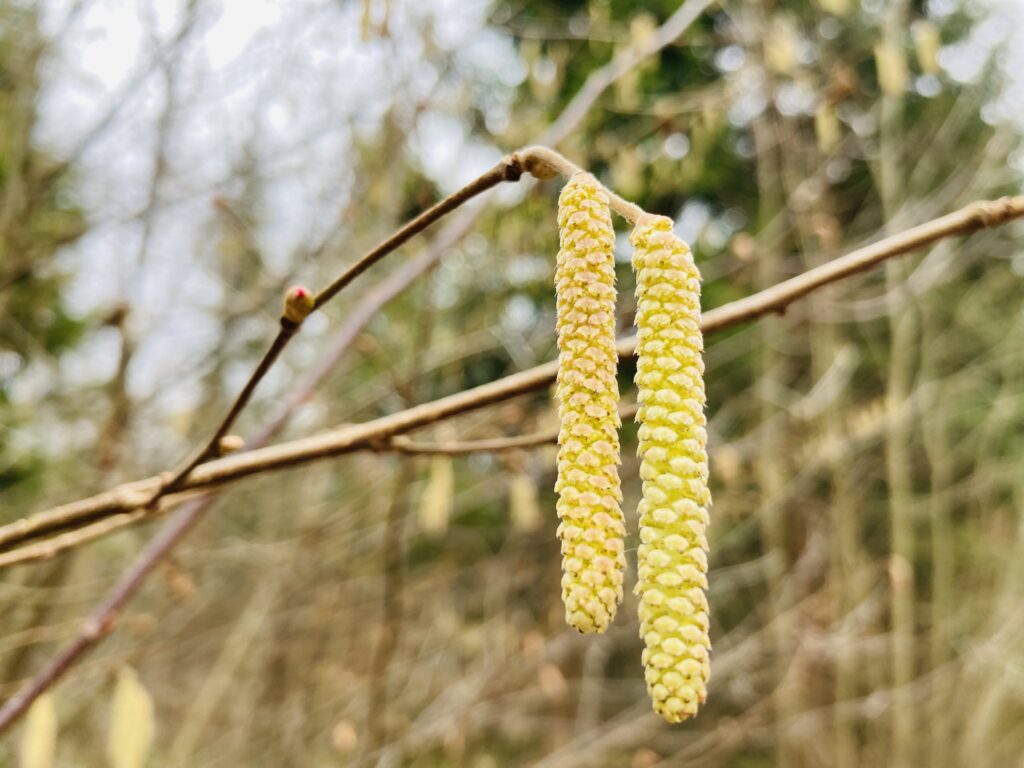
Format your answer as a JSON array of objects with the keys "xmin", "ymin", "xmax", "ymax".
[{"xmin": 3, "ymin": 0, "xmax": 1024, "ymax": 765}]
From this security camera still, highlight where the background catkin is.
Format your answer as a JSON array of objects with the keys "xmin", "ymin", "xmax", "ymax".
[
  {"xmin": 553, "ymin": 173, "xmax": 626, "ymax": 634},
  {"xmin": 631, "ymin": 215, "xmax": 712, "ymax": 722}
]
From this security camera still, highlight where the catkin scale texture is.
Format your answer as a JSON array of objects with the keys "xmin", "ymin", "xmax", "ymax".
[
  {"xmin": 553, "ymin": 174, "xmax": 626, "ymax": 634},
  {"xmin": 631, "ymin": 215, "xmax": 711, "ymax": 722}
]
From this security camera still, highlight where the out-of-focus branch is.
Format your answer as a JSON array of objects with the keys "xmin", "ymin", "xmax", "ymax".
[
  {"xmin": 0, "ymin": 496, "xmax": 212, "ymax": 735},
  {"xmin": 538, "ymin": 0, "xmax": 719, "ymax": 146},
  {"xmin": 3, "ymin": 193, "xmax": 1022, "ymax": 568},
  {"xmin": 378, "ymin": 403, "xmax": 639, "ymax": 456}
]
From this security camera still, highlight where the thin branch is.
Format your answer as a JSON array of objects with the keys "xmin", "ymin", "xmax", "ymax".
[
  {"xmin": 379, "ymin": 403, "xmax": 640, "ymax": 455},
  {"xmin": 3, "ymin": 194, "xmax": 1021, "ymax": 563},
  {"xmin": 160, "ymin": 324, "xmax": 297, "ymax": 495},
  {"xmin": 0, "ymin": 511, "xmax": 150, "ymax": 570},
  {"xmin": 154, "ymin": 154, "xmax": 528, "ymax": 498},
  {"xmin": 697, "ymin": 196, "xmax": 1024, "ymax": 330},
  {"xmin": 314, "ymin": 157, "xmax": 524, "ymax": 308},
  {"xmin": 381, "ymin": 430, "xmax": 559, "ymax": 456}
]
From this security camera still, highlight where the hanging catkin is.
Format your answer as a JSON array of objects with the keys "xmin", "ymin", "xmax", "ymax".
[
  {"xmin": 631, "ymin": 214, "xmax": 711, "ymax": 722},
  {"xmin": 553, "ymin": 172, "xmax": 626, "ymax": 634}
]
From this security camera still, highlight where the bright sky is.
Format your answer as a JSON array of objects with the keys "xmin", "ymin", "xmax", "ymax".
[{"xmin": 29, "ymin": 0, "xmax": 523, "ymax": 430}]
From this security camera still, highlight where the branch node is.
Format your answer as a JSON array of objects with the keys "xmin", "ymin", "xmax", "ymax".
[
  {"xmin": 367, "ymin": 436, "xmax": 398, "ymax": 452},
  {"xmin": 970, "ymin": 197, "xmax": 1016, "ymax": 230},
  {"xmin": 518, "ymin": 145, "xmax": 579, "ymax": 180},
  {"xmin": 501, "ymin": 153, "xmax": 524, "ymax": 182},
  {"xmin": 217, "ymin": 435, "xmax": 245, "ymax": 456},
  {"xmin": 82, "ymin": 614, "xmax": 115, "ymax": 641},
  {"xmin": 113, "ymin": 485, "xmax": 153, "ymax": 512},
  {"xmin": 151, "ymin": 471, "xmax": 176, "ymax": 505}
]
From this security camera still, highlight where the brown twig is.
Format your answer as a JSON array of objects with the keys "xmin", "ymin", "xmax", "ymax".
[
  {"xmin": 314, "ymin": 157, "xmax": 524, "ymax": 309},
  {"xmin": 3, "ymin": 193, "xmax": 1022, "ymax": 564},
  {"xmin": 152, "ymin": 147, "xmax": 584, "ymax": 500},
  {"xmin": 158, "ymin": 153, "xmax": 528, "ymax": 497},
  {"xmin": 0, "ymin": 512, "xmax": 150, "ymax": 569},
  {"xmin": 379, "ymin": 402, "xmax": 640, "ymax": 455},
  {"xmin": 380, "ymin": 430, "xmax": 560, "ymax": 456},
  {"xmin": 160, "ymin": 324, "xmax": 298, "ymax": 495}
]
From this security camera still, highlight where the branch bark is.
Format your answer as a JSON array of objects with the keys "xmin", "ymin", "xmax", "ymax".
[{"xmin": 2, "ymin": 194, "xmax": 1021, "ymax": 567}]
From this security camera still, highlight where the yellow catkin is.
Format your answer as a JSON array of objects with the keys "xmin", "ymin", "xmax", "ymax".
[
  {"xmin": 631, "ymin": 215, "xmax": 711, "ymax": 722},
  {"xmin": 554, "ymin": 173, "xmax": 626, "ymax": 634}
]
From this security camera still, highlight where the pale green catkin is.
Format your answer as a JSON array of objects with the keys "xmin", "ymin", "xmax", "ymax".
[
  {"xmin": 631, "ymin": 215, "xmax": 712, "ymax": 722},
  {"xmin": 553, "ymin": 173, "xmax": 626, "ymax": 634}
]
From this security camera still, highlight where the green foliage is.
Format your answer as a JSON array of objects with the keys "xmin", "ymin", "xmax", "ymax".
[{"xmin": 0, "ymin": 5, "xmax": 86, "ymax": 508}]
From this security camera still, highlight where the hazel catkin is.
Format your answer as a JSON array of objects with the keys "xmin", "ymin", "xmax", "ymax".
[
  {"xmin": 631, "ymin": 214, "xmax": 712, "ymax": 722},
  {"xmin": 553, "ymin": 173, "xmax": 626, "ymax": 634}
]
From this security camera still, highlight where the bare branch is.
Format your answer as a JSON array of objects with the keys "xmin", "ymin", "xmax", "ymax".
[
  {"xmin": 2, "ymin": 194, "xmax": 1021, "ymax": 563},
  {"xmin": 157, "ymin": 154, "xmax": 528, "ymax": 499},
  {"xmin": 314, "ymin": 156, "xmax": 524, "ymax": 309},
  {"xmin": 378, "ymin": 404, "xmax": 640, "ymax": 455}
]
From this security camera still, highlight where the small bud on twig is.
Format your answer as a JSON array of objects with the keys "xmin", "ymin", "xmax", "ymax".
[
  {"xmin": 282, "ymin": 285, "xmax": 315, "ymax": 325},
  {"xmin": 217, "ymin": 435, "xmax": 245, "ymax": 455}
]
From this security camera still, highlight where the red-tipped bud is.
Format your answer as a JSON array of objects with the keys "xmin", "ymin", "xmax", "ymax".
[{"xmin": 283, "ymin": 285, "xmax": 315, "ymax": 325}]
